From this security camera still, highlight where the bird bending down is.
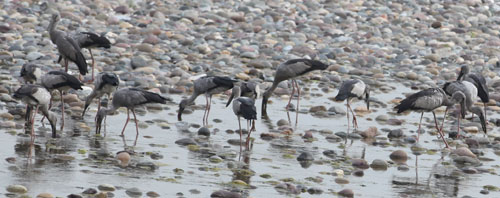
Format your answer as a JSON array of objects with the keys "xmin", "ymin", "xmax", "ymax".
[
  {"xmin": 20, "ymin": 63, "xmax": 42, "ymax": 84},
  {"xmin": 68, "ymin": 32, "xmax": 111, "ymax": 82},
  {"xmin": 95, "ymin": 88, "xmax": 167, "ymax": 137},
  {"xmin": 261, "ymin": 59, "xmax": 329, "ymax": 121},
  {"xmin": 395, "ymin": 88, "xmax": 466, "ymax": 148},
  {"xmin": 226, "ymin": 81, "xmax": 260, "ymax": 107},
  {"xmin": 457, "ymin": 65, "xmax": 489, "ymax": 121},
  {"xmin": 442, "ymin": 80, "xmax": 487, "ymax": 136},
  {"xmin": 82, "ymin": 72, "xmax": 120, "ymax": 117},
  {"xmin": 13, "ymin": 85, "xmax": 58, "ymax": 144},
  {"xmin": 334, "ymin": 79, "xmax": 370, "ymax": 135},
  {"xmin": 178, "ymin": 76, "xmax": 237, "ymax": 125},
  {"xmin": 231, "ymin": 86, "xmax": 257, "ymax": 152},
  {"xmin": 48, "ymin": 14, "xmax": 88, "ymax": 77},
  {"xmin": 41, "ymin": 71, "xmax": 83, "ymax": 131}
]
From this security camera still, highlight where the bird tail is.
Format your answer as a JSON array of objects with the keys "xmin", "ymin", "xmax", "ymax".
[
  {"xmin": 75, "ymin": 51, "xmax": 88, "ymax": 75},
  {"xmin": 394, "ymin": 100, "xmax": 411, "ymax": 114},
  {"xmin": 142, "ymin": 91, "xmax": 167, "ymax": 104},
  {"xmin": 240, "ymin": 103, "xmax": 257, "ymax": 120},
  {"xmin": 334, "ymin": 94, "xmax": 348, "ymax": 101}
]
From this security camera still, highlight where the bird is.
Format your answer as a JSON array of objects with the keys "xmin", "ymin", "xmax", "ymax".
[
  {"xmin": 456, "ymin": 65, "xmax": 489, "ymax": 121},
  {"xmin": 226, "ymin": 81, "xmax": 260, "ymax": 107},
  {"xmin": 13, "ymin": 84, "xmax": 58, "ymax": 143},
  {"xmin": 261, "ymin": 59, "xmax": 329, "ymax": 121},
  {"xmin": 82, "ymin": 72, "xmax": 120, "ymax": 117},
  {"xmin": 20, "ymin": 63, "xmax": 42, "ymax": 84},
  {"xmin": 66, "ymin": 32, "xmax": 111, "ymax": 82},
  {"xmin": 231, "ymin": 86, "xmax": 257, "ymax": 152},
  {"xmin": 95, "ymin": 88, "xmax": 167, "ymax": 137},
  {"xmin": 41, "ymin": 70, "xmax": 83, "ymax": 131},
  {"xmin": 178, "ymin": 76, "xmax": 237, "ymax": 125},
  {"xmin": 334, "ymin": 79, "xmax": 370, "ymax": 134},
  {"xmin": 395, "ymin": 88, "xmax": 466, "ymax": 148},
  {"xmin": 48, "ymin": 13, "xmax": 88, "ymax": 77},
  {"xmin": 442, "ymin": 80, "xmax": 487, "ymax": 136}
]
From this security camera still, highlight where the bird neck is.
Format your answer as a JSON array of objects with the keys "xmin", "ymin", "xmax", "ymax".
[
  {"xmin": 263, "ymin": 82, "xmax": 279, "ymax": 98},
  {"xmin": 187, "ymin": 92, "xmax": 200, "ymax": 105},
  {"xmin": 48, "ymin": 17, "xmax": 57, "ymax": 33}
]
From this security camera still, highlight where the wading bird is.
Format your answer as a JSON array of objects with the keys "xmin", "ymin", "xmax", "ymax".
[
  {"xmin": 178, "ymin": 76, "xmax": 237, "ymax": 125},
  {"xmin": 226, "ymin": 81, "xmax": 260, "ymax": 107},
  {"xmin": 261, "ymin": 59, "xmax": 329, "ymax": 122},
  {"xmin": 334, "ymin": 79, "xmax": 370, "ymax": 134},
  {"xmin": 20, "ymin": 63, "xmax": 42, "ymax": 84},
  {"xmin": 456, "ymin": 65, "xmax": 489, "ymax": 121},
  {"xmin": 13, "ymin": 84, "xmax": 57, "ymax": 142},
  {"xmin": 95, "ymin": 88, "xmax": 167, "ymax": 137},
  {"xmin": 82, "ymin": 72, "xmax": 120, "ymax": 117},
  {"xmin": 48, "ymin": 13, "xmax": 88, "ymax": 76},
  {"xmin": 67, "ymin": 32, "xmax": 111, "ymax": 82},
  {"xmin": 395, "ymin": 88, "xmax": 467, "ymax": 148},
  {"xmin": 231, "ymin": 86, "xmax": 257, "ymax": 152},
  {"xmin": 41, "ymin": 71, "xmax": 83, "ymax": 130}
]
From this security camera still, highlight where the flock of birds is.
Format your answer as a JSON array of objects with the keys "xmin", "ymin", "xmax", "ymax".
[{"xmin": 12, "ymin": 13, "xmax": 491, "ymax": 156}]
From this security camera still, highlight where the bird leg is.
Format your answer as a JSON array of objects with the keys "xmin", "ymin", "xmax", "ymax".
[
  {"xmin": 347, "ymin": 101, "xmax": 358, "ymax": 129},
  {"xmin": 246, "ymin": 120, "xmax": 250, "ymax": 150},
  {"xmin": 207, "ymin": 95, "xmax": 213, "ymax": 125},
  {"xmin": 40, "ymin": 97, "xmax": 52, "ymax": 127},
  {"xmin": 432, "ymin": 111, "xmax": 449, "ymax": 148},
  {"xmin": 484, "ymin": 103, "xmax": 488, "ymax": 124},
  {"xmin": 30, "ymin": 105, "xmax": 39, "ymax": 145},
  {"xmin": 417, "ymin": 112, "xmax": 424, "ymax": 142},
  {"xmin": 457, "ymin": 108, "xmax": 461, "ymax": 139},
  {"xmin": 131, "ymin": 109, "xmax": 139, "ymax": 137},
  {"xmin": 90, "ymin": 49, "xmax": 95, "ymax": 82},
  {"xmin": 59, "ymin": 90, "xmax": 65, "ymax": 131},
  {"xmin": 346, "ymin": 101, "xmax": 350, "ymax": 137},
  {"xmin": 294, "ymin": 80, "xmax": 300, "ymax": 127},
  {"xmin": 64, "ymin": 58, "xmax": 69, "ymax": 72},
  {"xmin": 238, "ymin": 117, "xmax": 242, "ymax": 154},
  {"xmin": 120, "ymin": 109, "xmax": 130, "ymax": 137},
  {"xmin": 97, "ymin": 98, "xmax": 101, "ymax": 113},
  {"xmin": 203, "ymin": 95, "xmax": 209, "ymax": 126},
  {"xmin": 439, "ymin": 107, "xmax": 449, "ymax": 133},
  {"xmin": 286, "ymin": 80, "xmax": 296, "ymax": 111}
]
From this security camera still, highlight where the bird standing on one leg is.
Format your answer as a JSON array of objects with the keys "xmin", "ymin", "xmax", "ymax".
[
  {"xmin": 95, "ymin": 88, "xmax": 167, "ymax": 139},
  {"xmin": 41, "ymin": 71, "xmax": 83, "ymax": 131},
  {"xmin": 48, "ymin": 13, "xmax": 88, "ymax": 77},
  {"xmin": 70, "ymin": 32, "xmax": 111, "ymax": 82},
  {"xmin": 231, "ymin": 86, "xmax": 257, "ymax": 152},
  {"xmin": 82, "ymin": 72, "xmax": 120, "ymax": 117},
  {"xmin": 334, "ymin": 79, "xmax": 370, "ymax": 135},
  {"xmin": 394, "ymin": 88, "xmax": 466, "ymax": 148},
  {"xmin": 178, "ymin": 76, "xmax": 237, "ymax": 125},
  {"xmin": 261, "ymin": 59, "xmax": 329, "ymax": 123}
]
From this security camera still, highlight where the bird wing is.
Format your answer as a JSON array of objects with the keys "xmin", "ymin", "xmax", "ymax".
[
  {"xmin": 466, "ymin": 74, "xmax": 489, "ymax": 102},
  {"xmin": 57, "ymin": 36, "xmax": 88, "ymax": 75},
  {"xmin": 235, "ymin": 97, "xmax": 257, "ymax": 120},
  {"xmin": 335, "ymin": 79, "xmax": 364, "ymax": 101},
  {"xmin": 42, "ymin": 71, "xmax": 83, "ymax": 90},
  {"xmin": 395, "ymin": 88, "xmax": 443, "ymax": 113},
  {"xmin": 279, "ymin": 59, "xmax": 329, "ymax": 77},
  {"xmin": 196, "ymin": 76, "xmax": 235, "ymax": 93},
  {"xmin": 125, "ymin": 88, "xmax": 167, "ymax": 106},
  {"xmin": 77, "ymin": 32, "xmax": 111, "ymax": 48},
  {"xmin": 99, "ymin": 73, "xmax": 119, "ymax": 90},
  {"xmin": 13, "ymin": 84, "xmax": 38, "ymax": 102}
]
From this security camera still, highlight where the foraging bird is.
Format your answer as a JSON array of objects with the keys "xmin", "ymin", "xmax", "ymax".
[
  {"xmin": 443, "ymin": 80, "xmax": 487, "ymax": 135},
  {"xmin": 231, "ymin": 86, "xmax": 257, "ymax": 152},
  {"xmin": 178, "ymin": 76, "xmax": 237, "ymax": 125},
  {"xmin": 395, "ymin": 88, "xmax": 466, "ymax": 148},
  {"xmin": 20, "ymin": 63, "xmax": 42, "ymax": 84},
  {"xmin": 226, "ymin": 81, "xmax": 260, "ymax": 107},
  {"xmin": 66, "ymin": 32, "xmax": 111, "ymax": 82},
  {"xmin": 13, "ymin": 84, "xmax": 58, "ymax": 142},
  {"xmin": 41, "ymin": 71, "xmax": 83, "ymax": 131},
  {"xmin": 456, "ymin": 65, "xmax": 489, "ymax": 121},
  {"xmin": 82, "ymin": 72, "xmax": 120, "ymax": 117},
  {"xmin": 95, "ymin": 88, "xmax": 167, "ymax": 137},
  {"xmin": 48, "ymin": 13, "xmax": 88, "ymax": 76},
  {"xmin": 261, "ymin": 59, "xmax": 329, "ymax": 119},
  {"xmin": 334, "ymin": 79, "xmax": 370, "ymax": 134}
]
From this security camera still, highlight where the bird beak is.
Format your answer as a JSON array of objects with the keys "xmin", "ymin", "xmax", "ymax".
[
  {"xmin": 82, "ymin": 104, "xmax": 89, "ymax": 117},
  {"xmin": 226, "ymin": 92, "xmax": 235, "ymax": 107},
  {"xmin": 365, "ymin": 91, "xmax": 370, "ymax": 111},
  {"xmin": 261, "ymin": 96, "xmax": 268, "ymax": 118},
  {"xmin": 177, "ymin": 107, "xmax": 184, "ymax": 121},
  {"xmin": 95, "ymin": 112, "xmax": 104, "ymax": 134},
  {"xmin": 460, "ymin": 102, "xmax": 466, "ymax": 119},
  {"xmin": 49, "ymin": 118, "xmax": 57, "ymax": 138},
  {"xmin": 479, "ymin": 113, "xmax": 487, "ymax": 134},
  {"xmin": 457, "ymin": 68, "xmax": 465, "ymax": 81}
]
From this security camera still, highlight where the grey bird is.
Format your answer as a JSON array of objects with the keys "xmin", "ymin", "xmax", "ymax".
[
  {"xmin": 13, "ymin": 84, "xmax": 58, "ymax": 142},
  {"xmin": 95, "ymin": 88, "xmax": 167, "ymax": 137},
  {"xmin": 457, "ymin": 65, "xmax": 489, "ymax": 121},
  {"xmin": 395, "ymin": 88, "xmax": 466, "ymax": 148},
  {"xmin": 178, "ymin": 76, "xmax": 237, "ymax": 125},
  {"xmin": 261, "ymin": 59, "xmax": 329, "ymax": 121},
  {"xmin": 20, "ymin": 63, "xmax": 42, "ymax": 84},
  {"xmin": 226, "ymin": 81, "xmax": 260, "ymax": 107},
  {"xmin": 231, "ymin": 86, "xmax": 257, "ymax": 152},
  {"xmin": 82, "ymin": 72, "xmax": 120, "ymax": 117},
  {"xmin": 334, "ymin": 79, "xmax": 370, "ymax": 134},
  {"xmin": 443, "ymin": 80, "xmax": 487, "ymax": 136},
  {"xmin": 48, "ymin": 13, "xmax": 88, "ymax": 76},
  {"xmin": 41, "ymin": 71, "xmax": 83, "ymax": 131},
  {"xmin": 64, "ymin": 32, "xmax": 111, "ymax": 82}
]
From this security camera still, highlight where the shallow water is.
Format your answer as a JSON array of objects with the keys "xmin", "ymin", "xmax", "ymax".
[{"xmin": 1, "ymin": 80, "xmax": 499, "ymax": 198}]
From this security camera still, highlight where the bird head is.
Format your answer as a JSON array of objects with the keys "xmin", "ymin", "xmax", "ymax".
[
  {"xmin": 457, "ymin": 65, "xmax": 470, "ymax": 81},
  {"xmin": 178, "ymin": 99, "xmax": 188, "ymax": 121},
  {"xmin": 51, "ymin": 13, "xmax": 60, "ymax": 23}
]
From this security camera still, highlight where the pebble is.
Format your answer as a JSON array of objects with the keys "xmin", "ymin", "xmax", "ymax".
[
  {"xmin": 297, "ymin": 152, "xmax": 314, "ymax": 161},
  {"xmin": 198, "ymin": 127, "xmax": 210, "ymax": 136},
  {"xmin": 360, "ymin": 127, "xmax": 378, "ymax": 138},
  {"xmin": 338, "ymin": 189, "xmax": 354, "ymax": 197},
  {"xmin": 146, "ymin": 191, "xmax": 160, "ymax": 197},
  {"xmin": 98, "ymin": 184, "xmax": 116, "ymax": 191},
  {"xmin": 175, "ymin": 138, "xmax": 197, "ymax": 146},
  {"xmin": 36, "ymin": 193, "xmax": 54, "ymax": 198},
  {"xmin": 351, "ymin": 158, "xmax": 369, "ymax": 169},
  {"xmin": 82, "ymin": 188, "xmax": 97, "ymax": 194},
  {"xmin": 125, "ymin": 187, "xmax": 142, "ymax": 197},
  {"xmin": 452, "ymin": 147, "xmax": 477, "ymax": 158},
  {"xmin": 276, "ymin": 119, "xmax": 289, "ymax": 126},
  {"xmin": 370, "ymin": 159, "xmax": 388, "ymax": 170},
  {"xmin": 6, "ymin": 185, "xmax": 27, "ymax": 193},
  {"xmin": 210, "ymin": 190, "xmax": 242, "ymax": 198},
  {"xmin": 390, "ymin": 150, "xmax": 408, "ymax": 163}
]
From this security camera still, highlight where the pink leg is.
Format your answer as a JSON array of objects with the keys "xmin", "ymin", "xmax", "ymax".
[
  {"xmin": 59, "ymin": 90, "xmax": 65, "ymax": 131},
  {"xmin": 30, "ymin": 106, "xmax": 39, "ymax": 145},
  {"xmin": 286, "ymin": 81, "xmax": 295, "ymax": 111},
  {"xmin": 90, "ymin": 49, "xmax": 95, "ymax": 82},
  {"xmin": 346, "ymin": 102, "xmax": 350, "ymax": 136},
  {"xmin": 40, "ymin": 96, "xmax": 52, "ymax": 125},
  {"xmin": 439, "ymin": 107, "xmax": 449, "ymax": 132},
  {"xmin": 457, "ymin": 109, "xmax": 461, "ymax": 139},
  {"xmin": 238, "ymin": 117, "xmax": 242, "ymax": 153},
  {"xmin": 207, "ymin": 96, "xmax": 212, "ymax": 125},
  {"xmin": 120, "ymin": 109, "xmax": 130, "ymax": 136},
  {"xmin": 203, "ymin": 95, "xmax": 209, "ymax": 125},
  {"xmin": 131, "ymin": 109, "xmax": 139, "ymax": 136},
  {"xmin": 348, "ymin": 103, "xmax": 358, "ymax": 129},
  {"xmin": 417, "ymin": 112, "xmax": 424, "ymax": 142},
  {"xmin": 294, "ymin": 80, "xmax": 300, "ymax": 126},
  {"xmin": 433, "ymin": 111, "xmax": 449, "ymax": 148},
  {"xmin": 97, "ymin": 98, "xmax": 101, "ymax": 112}
]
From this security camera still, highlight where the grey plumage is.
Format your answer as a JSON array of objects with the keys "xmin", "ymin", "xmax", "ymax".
[
  {"xmin": 261, "ymin": 59, "xmax": 329, "ymax": 118},
  {"xmin": 70, "ymin": 31, "xmax": 111, "ymax": 81},
  {"xmin": 20, "ymin": 63, "xmax": 42, "ymax": 84},
  {"xmin": 334, "ymin": 79, "xmax": 370, "ymax": 133},
  {"xmin": 231, "ymin": 86, "xmax": 257, "ymax": 152},
  {"xmin": 95, "ymin": 88, "xmax": 167, "ymax": 136},
  {"xmin": 82, "ymin": 72, "xmax": 120, "ymax": 117},
  {"xmin": 48, "ymin": 13, "xmax": 88, "ymax": 75},
  {"xmin": 13, "ymin": 84, "xmax": 57, "ymax": 139},
  {"xmin": 226, "ymin": 81, "xmax": 260, "ymax": 107},
  {"xmin": 178, "ymin": 76, "xmax": 237, "ymax": 124},
  {"xmin": 457, "ymin": 65, "xmax": 490, "ymax": 121}
]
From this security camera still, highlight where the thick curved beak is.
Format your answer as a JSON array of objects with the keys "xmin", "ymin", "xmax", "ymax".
[
  {"xmin": 226, "ymin": 92, "xmax": 235, "ymax": 107},
  {"xmin": 457, "ymin": 69, "xmax": 465, "ymax": 81},
  {"xmin": 460, "ymin": 102, "xmax": 466, "ymax": 119},
  {"xmin": 261, "ymin": 96, "xmax": 268, "ymax": 118},
  {"xmin": 49, "ymin": 118, "xmax": 57, "ymax": 138},
  {"xmin": 479, "ymin": 113, "xmax": 487, "ymax": 134},
  {"xmin": 95, "ymin": 113, "xmax": 104, "ymax": 134},
  {"xmin": 365, "ymin": 92, "xmax": 370, "ymax": 111},
  {"xmin": 82, "ymin": 104, "xmax": 89, "ymax": 117},
  {"xmin": 177, "ymin": 107, "xmax": 184, "ymax": 121}
]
